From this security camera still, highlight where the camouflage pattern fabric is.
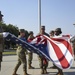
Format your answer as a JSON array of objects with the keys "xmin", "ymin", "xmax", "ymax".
[{"xmin": 0, "ymin": 33, "xmax": 4, "ymax": 71}]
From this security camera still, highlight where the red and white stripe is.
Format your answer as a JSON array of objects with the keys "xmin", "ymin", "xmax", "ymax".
[
  {"xmin": 44, "ymin": 35, "xmax": 74, "ymax": 69},
  {"xmin": 29, "ymin": 34, "xmax": 74, "ymax": 69}
]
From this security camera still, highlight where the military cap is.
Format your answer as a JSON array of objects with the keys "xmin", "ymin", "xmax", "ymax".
[
  {"xmin": 0, "ymin": 11, "xmax": 3, "ymax": 17},
  {"xmin": 29, "ymin": 31, "xmax": 33, "ymax": 35},
  {"xmin": 49, "ymin": 30, "xmax": 54, "ymax": 34},
  {"xmin": 19, "ymin": 29, "xmax": 25, "ymax": 33},
  {"xmin": 55, "ymin": 28, "xmax": 62, "ymax": 34},
  {"xmin": 41, "ymin": 26, "xmax": 45, "ymax": 30}
]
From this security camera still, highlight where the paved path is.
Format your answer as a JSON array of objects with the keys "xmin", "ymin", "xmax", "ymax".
[{"xmin": 0, "ymin": 54, "xmax": 75, "ymax": 75}]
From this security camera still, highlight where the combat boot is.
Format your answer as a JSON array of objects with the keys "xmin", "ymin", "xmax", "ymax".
[
  {"xmin": 41, "ymin": 69, "xmax": 44, "ymax": 74},
  {"xmin": 12, "ymin": 71, "xmax": 18, "ymax": 75},
  {"xmin": 28, "ymin": 64, "xmax": 34, "ymax": 69},
  {"xmin": 12, "ymin": 64, "xmax": 20, "ymax": 75},
  {"xmin": 24, "ymin": 71, "xmax": 30, "ymax": 75},
  {"xmin": 44, "ymin": 69, "xmax": 48, "ymax": 74},
  {"xmin": 28, "ymin": 66, "xmax": 34, "ymax": 69},
  {"xmin": 56, "ymin": 70, "xmax": 63, "ymax": 75},
  {"xmin": 12, "ymin": 69, "xmax": 18, "ymax": 75}
]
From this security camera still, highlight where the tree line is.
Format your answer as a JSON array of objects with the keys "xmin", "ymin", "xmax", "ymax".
[{"xmin": 0, "ymin": 22, "xmax": 29, "ymax": 49}]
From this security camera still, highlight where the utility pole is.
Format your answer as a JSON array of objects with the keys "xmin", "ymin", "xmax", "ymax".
[{"xmin": 38, "ymin": 0, "xmax": 41, "ymax": 32}]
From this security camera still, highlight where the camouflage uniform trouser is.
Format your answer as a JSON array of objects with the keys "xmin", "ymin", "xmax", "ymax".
[
  {"xmin": 28, "ymin": 52, "xmax": 33, "ymax": 65},
  {"xmin": 38, "ymin": 55, "xmax": 48, "ymax": 70},
  {"xmin": 14, "ymin": 50, "xmax": 27, "ymax": 72},
  {"xmin": 0, "ymin": 52, "xmax": 2, "ymax": 70},
  {"xmin": 0, "ymin": 52, "xmax": 2, "ymax": 62},
  {"xmin": 0, "ymin": 33, "xmax": 4, "ymax": 71}
]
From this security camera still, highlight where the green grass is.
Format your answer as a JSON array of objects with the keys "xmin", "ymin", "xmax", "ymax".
[{"xmin": 3, "ymin": 51, "xmax": 16, "ymax": 55}]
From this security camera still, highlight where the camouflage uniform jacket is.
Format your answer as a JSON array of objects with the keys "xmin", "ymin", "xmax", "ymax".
[
  {"xmin": 17, "ymin": 36, "xmax": 26, "ymax": 55},
  {"xmin": 0, "ymin": 33, "xmax": 4, "ymax": 52}
]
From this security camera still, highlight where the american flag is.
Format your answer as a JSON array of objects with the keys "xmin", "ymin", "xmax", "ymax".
[{"xmin": 3, "ymin": 32, "xmax": 74, "ymax": 70}]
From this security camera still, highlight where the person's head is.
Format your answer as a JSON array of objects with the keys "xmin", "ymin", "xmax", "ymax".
[
  {"xmin": 19, "ymin": 29, "xmax": 25, "ymax": 37},
  {"xmin": 54, "ymin": 28, "xmax": 62, "ymax": 36},
  {"xmin": 0, "ymin": 11, "xmax": 3, "ymax": 22},
  {"xmin": 29, "ymin": 31, "xmax": 33, "ymax": 36},
  {"xmin": 49, "ymin": 30, "xmax": 54, "ymax": 37},
  {"xmin": 40, "ymin": 26, "xmax": 45, "ymax": 34}
]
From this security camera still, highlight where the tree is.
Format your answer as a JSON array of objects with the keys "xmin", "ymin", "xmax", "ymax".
[
  {"xmin": 0, "ymin": 22, "xmax": 30, "ymax": 49},
  {"xmin": 7, "ymin": 24, "xmax": 19, "ymax": 36}
]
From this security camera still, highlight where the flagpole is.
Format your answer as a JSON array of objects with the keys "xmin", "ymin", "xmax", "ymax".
[{"xmin": 38, "ymin": 0, "xmax": 41, "ymax": 32}]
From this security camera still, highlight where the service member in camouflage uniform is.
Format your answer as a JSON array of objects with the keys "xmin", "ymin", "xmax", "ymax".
[
  {"xmin": 0, "ymin": 11, "xmax": 3, "ymax": 22},
  {"xmin": 54, "ymin": 28, "xmax": 63, "ymax": 75},
  {"xmin": 0, "ymin": 32, "xmax": 4, "ymax": 71},
  {"xmin": 27, "ymin": 31, "xmax": 35, "ymax": 69},
  {"xmin": 49, "ymin": 30, "xmax": 54, "ymax": 38},
  {"xmin": 38, "ymin": 26, "xmax": 49, "ymax": 74},
  {"xmin": 0, "ymin": 11, "xmax": 4, "ymax": 71},
  {"xmin": 12, "ymin": 29, "xmax": 29, "ymax": 75}
]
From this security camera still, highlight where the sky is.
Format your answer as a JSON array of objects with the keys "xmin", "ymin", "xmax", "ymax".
[{"xmin": 0, "ymin": 0, "xmax": 75, "ymax": 36}]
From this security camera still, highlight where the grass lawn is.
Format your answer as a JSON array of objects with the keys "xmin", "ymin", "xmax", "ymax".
[{"xmin": 3, "ymin": 50, "xmax": 16, "ymax": 55}]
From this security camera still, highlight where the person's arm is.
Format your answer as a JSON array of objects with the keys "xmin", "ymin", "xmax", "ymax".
[{"xmin": 70, "ymin": 35, "xmax": 75, "ymax": 42}]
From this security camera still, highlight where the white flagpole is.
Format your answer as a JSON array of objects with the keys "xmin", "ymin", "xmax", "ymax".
[{"xmin": 38, "ymin": 0, "xmax": 41, "ymax": 32}]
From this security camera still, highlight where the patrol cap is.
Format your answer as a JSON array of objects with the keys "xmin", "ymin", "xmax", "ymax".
[
  {"xmin": 49, "ymin": 30, "xmax": 54, "ymax": 34},
  {"xmin": 41, "ymin": 26, "xmax": 45, "ymax": 30},
  {"xmin": 19, "ymin": 29, "xmax": 25, "ymax": 33},
  {"xmin": 55, "ymin": 28, "xmax": 62, "ymax": 34},
  {"xmin": 29, "ymin": 31, "xmax": 33, "ymax": 35},
  {"xmin": 0, "ymin": 11, "xmax": 3, "ymax": 17}
]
